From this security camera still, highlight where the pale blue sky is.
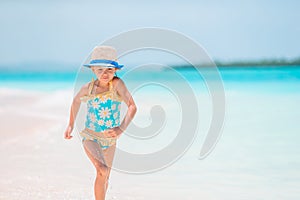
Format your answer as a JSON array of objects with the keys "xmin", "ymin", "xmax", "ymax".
[{"xmin": 0, "ymin": 0, "xmax": 299, "ymax": 66}]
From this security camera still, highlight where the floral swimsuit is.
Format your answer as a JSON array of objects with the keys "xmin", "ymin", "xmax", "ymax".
[{"xmin": 80, "ymin": 78, "xmax": 122, "ymax": 149}]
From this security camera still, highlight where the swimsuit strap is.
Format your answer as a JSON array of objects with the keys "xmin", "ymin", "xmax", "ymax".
[
  {"xmin": 88, "ymin": 78, "xmax": 95, "ymax": 95},
  {"xmin": 109, "ymin": 80, "xmax": 113, "ymax": 92}
]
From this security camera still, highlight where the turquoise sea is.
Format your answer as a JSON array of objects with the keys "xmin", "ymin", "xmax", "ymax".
[{"xmin": 1, "ymin": 66, "xmax": 300, "ymax": 92}]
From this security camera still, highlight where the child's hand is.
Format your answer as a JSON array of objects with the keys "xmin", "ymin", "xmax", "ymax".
[
  {"xmin": 64, "ymin": 125, "xmax": 73, "ymax": 139},
  {"xmin": 105, "ymin": 127, "xmax": 123, "ymax": 138}
]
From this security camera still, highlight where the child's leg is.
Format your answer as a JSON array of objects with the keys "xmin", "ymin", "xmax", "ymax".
[
  {"xmin": 82, "ymin": 139, "xmax": 106, "ymax": 166},
  {"xmin": 82, "ymin": 140, "xmax": 108, "ymax": 200},
  {"xmin": 102, "ymin": 143, "xmax": 116, "ymax": 192}
]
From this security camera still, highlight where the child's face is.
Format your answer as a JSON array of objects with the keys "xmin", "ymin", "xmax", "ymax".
[{"xmin": 91, "ymin": 66, "xmax": 116, "ymax": 83}]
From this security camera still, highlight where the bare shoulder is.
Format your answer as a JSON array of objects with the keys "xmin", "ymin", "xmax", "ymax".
[
  {"xmin": 112, "ymin": 76, "xmax": 126, "ymax": 89},
  {"xmin": 76, "ymin": 81, "xmax": 91, "ymax": 97},
  {"xmin": 81, "ymin": 81, "xmax": 90, "ymax": 91},
  {"xmin": 112, "ymin": 76, "xmax": 129, "ymax": 99},
  {"xmin": 112, "ymin": 76, "xmax": 134, "ymax": 105}
]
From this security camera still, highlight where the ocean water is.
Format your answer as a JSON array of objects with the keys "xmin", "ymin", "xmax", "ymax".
[
  {"xmin": 1, "ymin": 66, "xmax": 300, "ymax": 92},
  {"xmin": 1, "ymin": 66, "xmax": 300, "ymax": 199}
]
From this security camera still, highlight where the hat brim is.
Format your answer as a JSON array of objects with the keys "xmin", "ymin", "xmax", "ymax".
[{"xmin": 83, "ymin": 63, "xmax": 124, "ymax": 69}]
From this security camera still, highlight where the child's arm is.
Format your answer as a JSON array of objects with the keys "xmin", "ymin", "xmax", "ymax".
[
  {"xmin": 108, "ymin": 77, "xmax": 137, "ymax": 137},
  {"xmin": 64, "ymin": 83, "xmax": 89, "ymax": 139}
]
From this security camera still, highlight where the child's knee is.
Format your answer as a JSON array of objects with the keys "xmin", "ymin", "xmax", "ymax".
[{"xmin": 95, "ymin": 162, "xmax": 109, "ymax": 177}]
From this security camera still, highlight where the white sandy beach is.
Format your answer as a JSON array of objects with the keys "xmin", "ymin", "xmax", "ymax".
[{"xmin": 0, "ymin": 86, "xmax": 300, "ymax": 200}]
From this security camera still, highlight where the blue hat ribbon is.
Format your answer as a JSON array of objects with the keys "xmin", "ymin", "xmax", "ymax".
[{"xmin": 84, "ymin": 59, "xmax": 124, "ymax": 68}]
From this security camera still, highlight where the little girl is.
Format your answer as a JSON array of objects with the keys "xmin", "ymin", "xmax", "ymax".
[{"xmin": 64, "ymin": 46, "xmax": 137, "ymax": 200}]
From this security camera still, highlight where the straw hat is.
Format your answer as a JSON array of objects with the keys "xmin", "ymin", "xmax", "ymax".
[{"xmin": 83, "ymin": 46, "xmax": 124, "ymax": 69}]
